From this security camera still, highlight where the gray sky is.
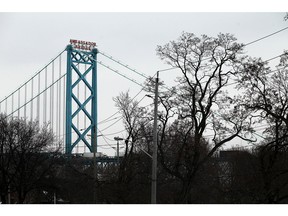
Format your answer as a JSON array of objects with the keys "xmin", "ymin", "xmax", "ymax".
[{"xmin": 0, "ymin": 12, "xmax": 288, "ymax": 155}]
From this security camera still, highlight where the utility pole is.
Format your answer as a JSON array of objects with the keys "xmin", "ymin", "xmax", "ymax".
[
  {"xmin": 8, "ymin": 185, "xmax": 11, "ymax": 204},
  {"xmin": 151, "ymin": 71, "xmax": 159, "ymax": 204},
  {"xmin": 114, "ymin": 137, "xmax": 124, "ymax": 165},
  {"xmin": 54, "ymin": 192, "xmax": 56, "ymax": 204}
]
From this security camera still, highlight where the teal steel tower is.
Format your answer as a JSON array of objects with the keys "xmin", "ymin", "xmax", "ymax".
[{"xmin": 65, "ymin": 44, "xmax": 98, "ymax": 154}]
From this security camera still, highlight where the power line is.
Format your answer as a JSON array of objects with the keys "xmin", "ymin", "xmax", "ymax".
[
  {"xmin": 100, "ymin": 116, "xmax": 123, "ymax": 132},
  {"xmin": 100, "ymin": 94, "xmax": 151, "ymax": 132},
  {"xmin": 97, "ymin": 128, "xmax": 115, "ymax": 150},
  {"xmin": 225, "ymin": 63, "xmax": 287, "ymax": 88},
  {"xmin": 244, "ymin": 26, "xmax": 288, "ymax": 46},
  {"xmin": 83, "ymin": 54, "xmax": 159, "ymax": 127},
  {"xmin": 98, "ymin": 116, "xmax": 122, "ymax": 125},
  {"xmin": 156, "ymin": 26, "xmax": 288, "ymax": 73},
  {"xmin": 98, "ymin": 50, "xmax": 173, "ymax": 94}
]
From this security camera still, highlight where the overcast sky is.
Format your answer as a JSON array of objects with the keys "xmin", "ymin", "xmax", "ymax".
[{"xmin": 0, "ymin": 12, "xmax": 288, "ymax": 155}]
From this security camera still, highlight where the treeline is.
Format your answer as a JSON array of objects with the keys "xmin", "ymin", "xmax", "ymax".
[
  {"xmin": 1, "ymin": 31, "xmax": 288, "ymax": 204},
  {"xmin": 1, "ymin": 120, "xmax": 288, "ymax": 204}
]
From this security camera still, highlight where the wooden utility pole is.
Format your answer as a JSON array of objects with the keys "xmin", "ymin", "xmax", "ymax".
[{"xmin": 151, "ymin": 71, "xmax": 159, "ymax": 204}]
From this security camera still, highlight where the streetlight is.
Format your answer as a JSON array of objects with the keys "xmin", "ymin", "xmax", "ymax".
[{"xmin": 114, "ymin": 136, "xmax": 124, "ymax": 165}]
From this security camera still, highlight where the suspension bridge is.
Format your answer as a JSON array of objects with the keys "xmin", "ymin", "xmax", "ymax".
[{"xmin": 0, "ymin": 39, "xmax": 150, "ymax": 157}]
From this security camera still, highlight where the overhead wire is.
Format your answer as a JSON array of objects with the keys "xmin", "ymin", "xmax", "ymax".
[
  {"xmin": 97, "ymin": 128, "xmax": 115, "ymax": 150},
  {"xmin": 244, "ymin": 26, "xmax": 288, "ymax": 46},
  {"xmin": 4, "ymin": 26, "xmax": 287, "ymax": 153},
  {"xmin": 99, "ymin": 94, "xmax": 150, "ymax": 132},
  {"xmin": 155, "ymin": 25, "xmax": 288, "ymax": 73},
  {"xmin": 98, "ymin": 50, "xmax": 174, "ymax": 94},
  {"xmin": 98, "ymin": 116, "xmax": 122, "ymax": 125},
  {"xmin": 81, "ymin": 50, "xmax": 160, "ymax": 128}
]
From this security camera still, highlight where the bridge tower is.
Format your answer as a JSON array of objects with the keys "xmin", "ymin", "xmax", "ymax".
[{"xmin": 65, "ymin": 42, "xmax": 98, "ymax": 154}]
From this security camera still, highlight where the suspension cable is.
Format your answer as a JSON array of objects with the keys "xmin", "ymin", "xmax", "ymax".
[
  {"xmin": 98, "ymin": 51, "xmax": 149, "ymax": 79},
  {"xmin": 7, "ymin": 74, "xmax": 66, "ymax": 118},
  {"xmin": 0, "ymin": 48, "xmax": 66, "ymax": 104}
]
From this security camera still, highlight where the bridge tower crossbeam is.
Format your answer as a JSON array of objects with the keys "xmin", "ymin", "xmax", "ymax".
[{"xmin": 65, "ymin": 45, "xmax": 98, "ymax": 154}]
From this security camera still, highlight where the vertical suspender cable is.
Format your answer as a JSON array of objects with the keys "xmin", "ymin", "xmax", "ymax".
[
  {"xmin": 63, "ymin": 66, "xmax": 66, "ymax": 152},
  {"xmin": 5, "ymin": 97, "xmax": 7, "ymax": 114},
  {"xmin": 44, "ymin": 67, "xmax": 47, "ymax": 123},
  {"xmin": 31, "ymin": 78, "xmax": 34, "ymax": 121},
  {"xmin": 56, "ymin": 59, "xmax": 59, "ymax": 139},
  {"xmin": 11, "ymin": 93, "xmax": 14, "ymax": 117},
  {"xmin": 37, "ymin": 73, "xmax": 40, "ymax": 123},
  {"xmin": 18, "ymin": 89, "xmax": 20, "ymax": 117},
  {"xmin": 24, "ymin": 83, "xmax": 27, "ymax": 119},
  {"xmin": 50, "ymin": 70, "xmax": 52, "ymax": 129},
  {"xmin": 51, "ymin": 61, "xmax": 55, "ymax": 132},
  {"xmin": 58, "ymin": 55, "xmax": 62, "ymax": 142}
]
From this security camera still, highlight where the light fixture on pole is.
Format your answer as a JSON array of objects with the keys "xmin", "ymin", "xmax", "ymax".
[{"xmin": 114, "ymin": 136, "xmax": 124, "ymax": 165}]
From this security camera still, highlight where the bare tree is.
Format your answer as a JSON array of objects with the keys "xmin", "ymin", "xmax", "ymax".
[
  {"xmin": 156, "ymin": 32, "xmax": 253, "ymax": 203},
  {"xmin": 113, "ymin": 91, "xmax": 151, "ymax": 158},
  {"xmin": 111, "ymin": 91, "xmax": 152, "ymax": 203},
  {"xmin": 284, "ymin": 13, "xmax": 288, "ymax": 21},
  {"xmin": 236, "ymin": 51, "xmax": 288, "ymax": 203},
  {"xmin": 0, "ymin": 114, "xmax": 59, "ymax": 203}
]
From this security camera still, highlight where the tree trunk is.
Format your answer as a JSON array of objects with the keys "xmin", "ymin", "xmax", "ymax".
[{"xmin": 177, "ymin": 179, "xmax": 194, "ymax": 204}]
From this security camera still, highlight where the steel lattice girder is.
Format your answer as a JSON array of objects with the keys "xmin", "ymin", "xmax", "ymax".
[{"xmin": 65, "ymin": 45, "xmax": 98, "ymax": 154}]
